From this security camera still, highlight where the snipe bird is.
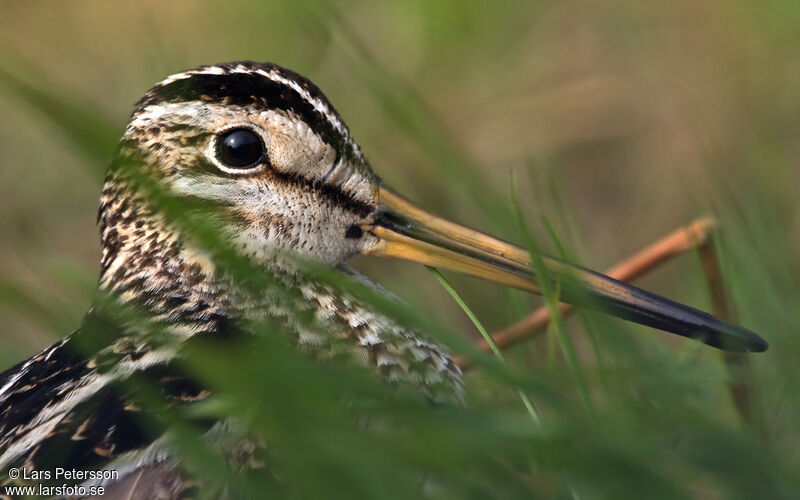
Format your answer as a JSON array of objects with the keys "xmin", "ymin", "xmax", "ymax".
[{"xmin": 0, "ymin": 61, "xmax": 767, "ymax": 498}]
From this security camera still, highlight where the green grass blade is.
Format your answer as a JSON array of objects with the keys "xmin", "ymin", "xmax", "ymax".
[{"xmin": 427, "ymin": 266, "xmax": 541, "ymax": 425}]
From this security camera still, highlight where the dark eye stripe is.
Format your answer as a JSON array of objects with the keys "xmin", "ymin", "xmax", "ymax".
[
  {"xmin": 320, "ymin": 152, "xmax": 341, "ymax": 183},
  {"xmin": 265, "ymin": 168, "xmax": 374, "ymax": 218}
]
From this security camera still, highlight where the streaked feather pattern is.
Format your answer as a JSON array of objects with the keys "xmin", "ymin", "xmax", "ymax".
[{"xmin": 0, "ymin": 62, "xmax": 462, "ymax": 498}]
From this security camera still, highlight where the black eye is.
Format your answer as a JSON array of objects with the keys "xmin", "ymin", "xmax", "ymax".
[{"xmin": 216, "ymin": 128, "xmax": 265, "ymax": 169}]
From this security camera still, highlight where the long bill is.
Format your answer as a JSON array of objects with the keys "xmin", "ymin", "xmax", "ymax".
[{"xmin": 363, "ymin": 187, "xmax": 768, "ymax": 353}]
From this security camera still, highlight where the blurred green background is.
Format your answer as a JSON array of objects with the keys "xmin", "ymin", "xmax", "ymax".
[{"xmin": 1, "ymin": 1, "xmax": 799, "ymax": 497}]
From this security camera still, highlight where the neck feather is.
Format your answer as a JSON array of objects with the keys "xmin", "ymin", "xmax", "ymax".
[
  {"xmin": 95, "ymin": 177, "xmax": 463, "ymax": 402},
  {"xmin": 97, "ymin": 176, "xmax": 229, "ymax": 335}
]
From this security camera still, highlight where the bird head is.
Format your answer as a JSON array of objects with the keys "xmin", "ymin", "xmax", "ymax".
[
  {"xmin": 115, "ymin": 62, "xmax": 380, "ymax": 266},
  {"xmin": 104, "ymin": 61, "xmax": 766, "ymax": 353}
]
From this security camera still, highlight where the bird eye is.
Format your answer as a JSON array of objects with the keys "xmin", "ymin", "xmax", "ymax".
[{"xmin": 215, "ymin": 128, "xmax": 265, "ymax": 169}]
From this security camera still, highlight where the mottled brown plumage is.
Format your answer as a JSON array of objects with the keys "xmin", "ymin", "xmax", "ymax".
[
  {"xmin": 0, "ymin": 60, "xmax": 767, "ymax": 500},
  {"xmin": 0, "ymin": 62, "xmax": 463, "ymax": 498}
]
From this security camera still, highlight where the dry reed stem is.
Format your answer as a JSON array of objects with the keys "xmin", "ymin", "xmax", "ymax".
[
  {"xmin": 455, "ymin": 218, "xmax": 716, "ymax": 370},
  {"xmin": 698, "ymin": 240, "xmax": 763, "ymax": 435}
]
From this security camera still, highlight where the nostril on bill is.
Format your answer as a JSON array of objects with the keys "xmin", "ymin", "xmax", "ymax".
[{"xmin": 345, "ymin": 225, "xmax": 363, "ymax": 239}]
